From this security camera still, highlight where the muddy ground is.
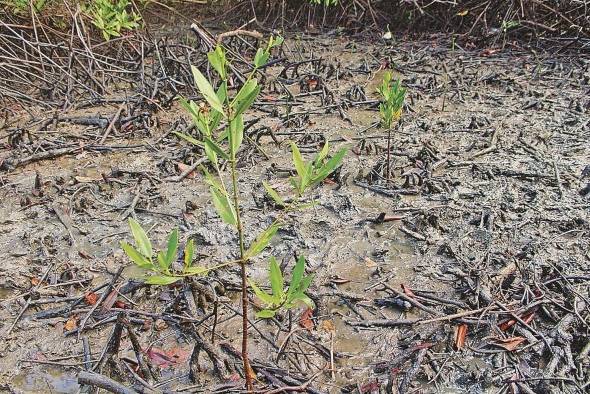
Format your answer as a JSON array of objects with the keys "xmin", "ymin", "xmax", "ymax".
[{"xmin": 0, "ymin": 32, "xmax": 589, "ymax": 393}]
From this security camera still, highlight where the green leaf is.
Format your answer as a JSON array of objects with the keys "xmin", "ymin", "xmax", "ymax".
[
  {"xmin": 184, "ymin": 266, "xmax": 208, "ymax": 275},
  {"xmin": 271, "ymin": 35, "xmax": 284, "ymax": 47},
  {"xmin": 172, "ymin": 131, "xmax": 204, "ymax": 147},
  {"xmin": 121, "ymin": 241, "xmax": 152, "ymax": 268},
  {"xmin": 255, "ymin": 309, "xmax": 276, "ymax": 319},
  {"xmin": 244, "ymin": 221, "xmax": 280, "ymax": 259},
  {"xmin": 290, "ymin": 142, "xmax": 308, "ymax": 189},
  {"xmin": 311, "ymin": 148, "xmax": 347, "ymax": 187},
  {"xmin": 210, "ymin": 187, "xmax": 237, "ymax": 225},
  {"xmin": 287, "ymin": 255, "xmax": 306, "ymax": 299},
  {"xmin": 165, "ymin": 229, "xmax": 179, "ymax": 268},
  {"xmin": 179, "ymin": 98, "xmax": 210, "ymax": 136},
  {"xmin": 298, "ymin": 274, "xmax": 314, "ymax": 294},
  {"xmin": 249, "ymin": 280, "xmax": 276, "ymax": 306},
  {"xmin": 191, "ymin": 65, "xmax": 224, "ymax": 114},
  {"xmin": 210, "ymin": 82, "xmax": 228, "ymax": 131},
  {"xmin": 254, "ymin": 48, "xmax": 269, "ymax": 68},
  {"xmin": 233, "ymin": 79, "xmax": 257, "ymax": 106},
  {"xmin": 201, "ymin": 167, "xmax": 223, "ymax": 191},
  {"xmin": 233, "ymin": 80, "xmax": 260, "ymax": 116},
  {"xmin": 204, "ymin": 136, "xmax": 229, "ymax": 160},
  {"xmin": 145, "ymin": 275, "xmax": 181, "ymax": 285},
  {"xmin": 229, "ymin": 114, "xmax": 244, "ymax": 157},
  {"xmin": 128, "ymin": 218, "xmax": 152, "ymax": 258},
  {"xmin": 204, "ymin": 142, "xmax": 218, "ymax": 166},
  {"xmin": 314, "ymin": 141, "xmax": 330, "ymax": 167},
  {"xmin": 157, "ymin": 251, "xmax": 169, "ymax": 272},
  {"xmin": 184, "ymin": 239, "xmax": 195, "ymax": 270},
  {"xmin": 262, "ymin": 181, "xmax": 285, "ymax": 206},
  {"xmin": 207, "ymin": 46, "xmax": 226, "ymax": 80},
  {"xmin": 290, "ymin": 293, "xmax": 315, "ymax": 308},
  {"xmin": 269, "ymin": 257, "xmax": 284, "ymax": 299}
]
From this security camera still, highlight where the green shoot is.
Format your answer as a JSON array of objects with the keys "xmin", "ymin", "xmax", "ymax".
[
  {"xmin": 88, "ymin": 0, "xmax": 141, "ymax": 41},
  {"xmin": 121, "ymin": 218, "xmax": 207, "ymax": 285},
  {"xmin": 377, "ymin": 71, "xmax": 406, "ymax": 182},
  {"xmin": 250, "ymin": 256, "xmax": 314, "ymax": 319},
  {"xmin": 289, "ymin": 141, "xmax": 346, "ymax": 197},
  {"xmin": 377, "ymin": 71, "xmax": 406, "ymax": 129}
]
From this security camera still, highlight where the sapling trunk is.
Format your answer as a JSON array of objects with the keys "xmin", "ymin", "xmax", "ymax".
[
  {"xmin": 386, "ymin": 127, "xmax": 392, "ymax": 182},
  {"xmin": 230, "ymin": 158, "xmax": 254, "ymax": 392}
]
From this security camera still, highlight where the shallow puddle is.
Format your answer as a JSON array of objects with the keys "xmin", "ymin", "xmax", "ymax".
[{"xmin": 12, "ymin": 367, "xmax": 79, "ymax": 394}]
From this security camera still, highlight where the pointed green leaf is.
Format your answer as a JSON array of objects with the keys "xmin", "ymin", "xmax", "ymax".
[
  {"xmin": 128, "ymin": 218, "xmax": 152, "ymax": 258},
  {"xmin": 254, "ymin": 48, "xmax": 269, "ymax": 68},
  {"xmin": 290, "ymin": 293, "xmax": 314, "ymax": 308},
  {"xmin": 256, "ymin": 309, "xmax": 276, "ymax": 319},
  {"xmin": 314, "ymin": 141, "xmax": 330, "ymax": 167},
  {"xmin": 145, "ymin": 275, "xmax": 181, "ymax": 285},
  {"xmin": 207, "ymin": 46, "xmax": 227, "ymax": 80},
  {"xmin": 229, "ymin": 114, "xmax": 244, "ymax": 157},
  {"xmin": 233, "ymin": 80, "xmax": 260, "ymax": 116},
  {"xmin": 191, "ymin": 65, "xmax": 224, "ymax": 114},
  {"xmin": 210, "ymin": 187, "xmax": 237, "ymax": 225},
  {"xmin": 157, "ymin": 251, "xmax": 169, "ymax": 272},
  {"xmin": 311, "ymin": 148, "xmax": 347, "ymax": 187},
  {"xmin": 204, "ymin": 143, "xmax": 218, "ymax": 165},
  {"xmin": 172, "ymin": 131, "xmax": 204, "ymax": 147},
  {"xmin": 287, "ymin": 255, "xmax": 306, "ymax": 299},
  {"xmin": 269, "ymin": 257, "xmax": 284, "ymax": 299},
  {"xmin": 121, "ymin": 241, "xmax": 152, "ymax": 269},
  {"xmin": 303, "ymin": 162, "xmax": 313, "ymax": 191},
  {"xmin": 249, "ymin": 280, "xmax": 275, "ymax": 306},
  {"xmin": 262, "ymin": 181, "xmax": 285, "ymax": 206},
  {"xmin": 165, "ymin": 229, "xmax": 179, "ymax": 268},
  {"xmin": 184, "ymin": 239, "xmax": 195, "ymax": 270},
  {"xmin": 290, "ymin": 142, "xmax": 308, "ymax": 185},
  {"xmin": 210, "ymin": 82, "xmax": 228, "ymax": 131},
  {"xmin": 298, "ymin": 274, "xmax": 314, "ymax": 294},
  {"xmin": 244, "ymin": 221, "xmax": 280, "ymax": 259},
  {"xmin": 204, "ymin": 136, "xmax": 229, "ymax": 160}
]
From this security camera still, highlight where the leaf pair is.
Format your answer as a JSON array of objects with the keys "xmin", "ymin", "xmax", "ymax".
[
  {"xmin": 290, "ymin": 141, "xmax": 347, "ymax": 195},
  {"xmin": 251, "ymin": 255, "xmax": 314, "ymax": 319},
  {"xmin": 253, "ymin": 35, "xmax": 284, "ymax": 69}
]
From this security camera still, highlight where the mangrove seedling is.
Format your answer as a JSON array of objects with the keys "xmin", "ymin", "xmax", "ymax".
[
  {"xmin": 250, "ymin": 256, "xmax": 314, "ymax": 318},
  {"xmin": 377, "ymin": 71, "xmax": 406, "ymax": 182},
  {"xmin": 122, "ymin": 36, "xmax": 346, "ymax": 392}
]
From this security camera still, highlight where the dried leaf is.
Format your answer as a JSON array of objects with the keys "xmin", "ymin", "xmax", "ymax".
[
  {"xmin": 113, "ymin": 301, "xmax": 127, "ymax": 309},
  {"xmin": 360, "ymin": 381, "xmax": 380, "ymax": 393},
  {"xmin": 64, "ymin": 316, "xmax": 78, "ymax": 332},
  {"xmin": 320, "ymin": 319, "xmax": 335, "ymax": 333},
  {"xmin": 455, "ymin": 323, "xmax": 468, "ymax": 350},
  {"xmin": 400, "ymin": 283, "xmax": 415, "ymax": 298},
  {"xmin": 99, "ymin": 289, "xmax": 119, "ymax": 314},
  {"xmin": 84, "ymin": 292, "xmax": 98, "ymax": 305},
  {"xmin": 329, "ymin": 276, "xmax": 350, "ymax": 285},
  {"xmin": 364, "ymin": 257, "xmax": 377, "ymax": 268},
  {"xmin": 299, "ymin": 308, "xmax": 314, "ymax": 330},
  {"xmin": 146, "ymin": 347, "xmax": 190, "ymax": 368},
  {"xmin": 491, "ymin": 336, "xmax": 526, "ymax": 351},
  {"xmin": 177, "ymin": 162, "xmax": 197, "ymax": 179}
]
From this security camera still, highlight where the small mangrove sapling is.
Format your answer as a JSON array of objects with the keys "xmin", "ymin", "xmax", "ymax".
[{"xmin": 121, "ymin": 37, "xmax": 346, "ymax": 392}]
